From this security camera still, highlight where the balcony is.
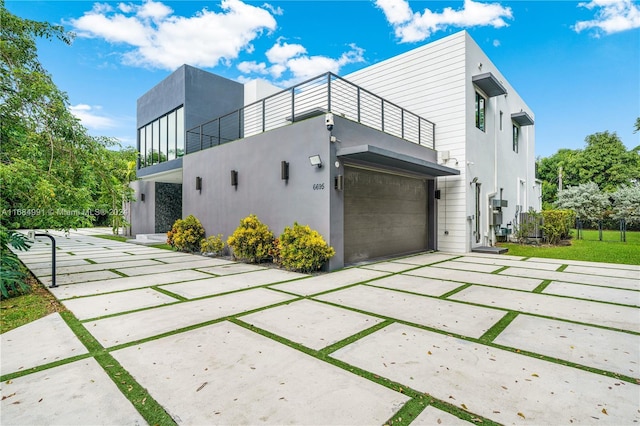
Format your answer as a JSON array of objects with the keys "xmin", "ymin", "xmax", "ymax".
[{"xmin": 185, "ymin": 73, "xmax": 435, "ymax": 155}]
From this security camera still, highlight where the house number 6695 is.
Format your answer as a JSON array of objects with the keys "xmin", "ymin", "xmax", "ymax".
[{"xmin": 313, "ymin": 183, "xmax": 325, "ymax": 190}]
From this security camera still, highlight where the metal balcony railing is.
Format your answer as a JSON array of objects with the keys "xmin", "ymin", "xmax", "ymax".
[{"xmin": 186, "ymin": 72, "xmax": 435, "ymax": 154}]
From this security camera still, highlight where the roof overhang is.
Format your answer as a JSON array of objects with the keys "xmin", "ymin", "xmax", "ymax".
[
  {"xmin": 136, "ymin": 158, "xmax": 183, "ymax": 183},
  {"xmin": 472, "ymin": 72, "xmax": 507, "ymax": 97},
  {"xmin": 511, "ymin": 111, "xmax": 534, "ymax": 126},
  {"xmin": 337, "ymin": 145, "xmax": 459, "ymax": 177}
]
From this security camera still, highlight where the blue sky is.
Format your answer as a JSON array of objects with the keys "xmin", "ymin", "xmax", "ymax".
[{"xmin": 7, "ymin": 0, "xmax": 640, "ymax": 158}]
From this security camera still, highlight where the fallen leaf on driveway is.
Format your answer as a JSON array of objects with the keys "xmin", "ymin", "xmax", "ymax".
[{"xmin": 517, "ymin": 412, "xmax": 525, "ymax": 419}]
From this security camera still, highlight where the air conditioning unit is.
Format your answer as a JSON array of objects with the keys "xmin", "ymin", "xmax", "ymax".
[{"xmin": 492, "ymin": 199, "xmax": 508, "ymax": 208}]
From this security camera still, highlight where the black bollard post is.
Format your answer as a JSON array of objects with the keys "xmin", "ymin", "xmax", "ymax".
[{"xmin": 34, "ymin": 233, "xmax": 57, "ymax": 288}]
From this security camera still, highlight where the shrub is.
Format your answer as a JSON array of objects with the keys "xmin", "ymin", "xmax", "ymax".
[
  {"xmin": 278, "ymin": 222, "xmax": 335, "ymax": 273},
  {"xmin": 227, "ymin": 214, "xmax": 274, "ymax": 263},
  {"xmin": 1, "ymin": 227, "xmax": 32, "ymax": 299},
  {"xmin": 269, "ymin": 238, "xmax": 281, "ymax": 265},
  {"xmin": 541, "ymin": 209, "xmax": 575, "ymax": 245},
  {"xmin": 513, "ymin": 208, "xmax": 541, "ymax": 243},
  {"xmin": 201, "ymin": 234, "xmax": 225, "ymax": 255},
  {"xmin": 167, "ymin": 215, "xmax": 205, "ymax": 253}
]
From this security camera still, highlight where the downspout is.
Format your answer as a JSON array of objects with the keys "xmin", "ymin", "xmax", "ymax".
[{"xmin": 486, "ymin": 97, "xmax": 498, "ymax": 246}]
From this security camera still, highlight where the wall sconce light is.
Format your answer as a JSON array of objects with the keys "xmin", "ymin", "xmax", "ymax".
[
  {"xmin": 141, "ymin": 193, "xmax": 145, "ymax": 202},
  {"xmin": 334, "ymin": 175, "xmax": 344, "ymax": 191},
  {"xmin": 281, "ymin": 161, "xmax": 289, "ymax": 181},
  {"xmin": 470, "ymin": 177, "xmax": 478, "ymax": 186},
  {"xmin": 435, "ymin": 190, "xmax": 441, "ymax": 199},
  {"xmin": 309, "ymin": 155, "xmax": 323, "ymax": 168},
  {"xmin": 230, "ymin": 170, "xmax": 238, "ymax": 187},
  {"xmin": 195, "ymin": 176, "xmax": 202, "ymax": 192}
]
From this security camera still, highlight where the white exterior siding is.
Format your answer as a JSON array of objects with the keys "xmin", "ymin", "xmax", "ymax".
[
  {"xmin": 464, "ymin": 33, "xmax": 538, "ymax": 247},
  {"xmin": 347, "ymin": 31, "xmax": 468, "ymax": 253},
  {"xmin": 347, "ymin": 31, "xmax": 538, "ymax": 253}
]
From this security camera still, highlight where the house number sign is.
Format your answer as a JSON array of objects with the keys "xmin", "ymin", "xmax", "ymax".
[{"xmin": 312, "ymin": 183, "xmax": 325, "ymax": 190}]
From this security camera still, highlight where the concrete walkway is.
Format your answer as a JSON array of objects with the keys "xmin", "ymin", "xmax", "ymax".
[{"xmin": 1, "ymin": 229, "xmax": 638, "ymax": 425}]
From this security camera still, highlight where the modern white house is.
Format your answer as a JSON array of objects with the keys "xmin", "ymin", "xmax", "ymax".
[
  {"xmin": 129, "ymin": 30, "xmax": 540, "ymax": 270},
  {"xmin": 345, "ymin": 31, "xmax": 541, "ymax": 253}
]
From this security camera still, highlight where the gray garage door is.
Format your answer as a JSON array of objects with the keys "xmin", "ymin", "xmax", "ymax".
[{"xmin": 344, "ymin": 166, "xmax": 427, "ymax": 264}]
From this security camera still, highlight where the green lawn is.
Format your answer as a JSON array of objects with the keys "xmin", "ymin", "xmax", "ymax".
[
  {"xmin": 93, "ymin": 234, "xmax": 128, "ymax": 242},
  {"xmin": 0, "ymin": 274, "xmax": 65, "ymax": 334},
  {"xmin": 498, "ymin": 229, "xmax": 640, "ymax": 265}
]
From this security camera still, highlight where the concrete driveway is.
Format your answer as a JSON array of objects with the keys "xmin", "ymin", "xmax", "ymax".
[{"xmin": 1, "ymin": 229, "xmax": 639, "ymax": 425}]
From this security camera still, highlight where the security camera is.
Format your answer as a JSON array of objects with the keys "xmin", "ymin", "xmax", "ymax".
[{"xmin": 325, "ymin": 113, "xmax": 334, "ymax": 131}]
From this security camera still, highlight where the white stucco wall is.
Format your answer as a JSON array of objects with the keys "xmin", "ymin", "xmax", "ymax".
[{"xmin": 346, "ymin": 31, "xmax": 537, "ymax": 252}]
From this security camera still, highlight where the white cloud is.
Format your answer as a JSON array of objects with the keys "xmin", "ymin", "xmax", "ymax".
[
  {"xmin": 70, "ymin": 0, "xmax": 277, "ymax": 70},
  {"xmin": 240, "ymin": 39, "xmax": 365, "ymax": 84},
  {"xmin": 573, "ymin": 0, "xmax": 640, "ymax": 36},
  {"xmin": 376, "ymin": 0, "xmax": 413, "ymax": 25},
  {"xmin": 237, "ymin": 60, "xmax": 269, "ymax": 74},
  {"xmin": 266, "ymin": 40, "xmax": 307, "ymax": 64},
  {"xmin": 493, "ymin": 39, "xmax": 501, "ymax": 47},
  {"xmin": 70, "ymin": 104, "xmax": 118, "ymax": 130},
  {"xmin": 262, "ymin": 3, "xmax": 283, "ymax": 16},
  {"xmin": 375, "ymin": 0, "xmax": 513, "ymax": 43}
]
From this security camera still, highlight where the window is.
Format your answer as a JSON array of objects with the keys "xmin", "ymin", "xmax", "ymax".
[
  {"xmin": 160, "ymin": 115, "xmax": 168, "ymax": 163},
  {"xmin": 137, "ymin": 106, "xmax": 184, "ymax": 168},
  {"xmin": 513, "ymin": 123, "xmax": 520, "ymax": 153},
  {"xmin": 176, "ymin": 108, "xmax": 184, "ymax": 158},
  {"xmin": 475, "ymin": 92, "xmax": 486, "ymax": 131},
  {"xmin": 168, "ymin": 111, "xmax": 176, "ymax": 161},
  {"xmin": 139, "ymin": 128, "xmax": 146, "ymax": 167}
]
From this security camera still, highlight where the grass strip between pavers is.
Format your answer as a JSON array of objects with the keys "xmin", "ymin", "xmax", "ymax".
[
  {"xmin": 492, "ymin": 266, "xmax": 510, "ymax": 274},
  {"xmin": 310, "ymin": 296, "xmax": 640, "ymax": 385},
  {"xmin": 556, "ymin": 264, "xmax": 569, "ymax": 272},
  {"xmin": 439, "ymin": 283, "xmax": 472, "ymax": 299},
  {"xmin": 230, "ymin": 317, "xmax": 497, "ymax": 426},
  {"xmin": 151, "ymin": 285, "xmax": 188, "ymax": 301},
  {"xmin": 60, "ymin": 311, "xmax": 178, "ymax": 426},
  {"xmin": 0, "ymin": 353, "xmax": 93, "ymax": 382},
  {"xmin": 532, "ymin": 279, "xmax": 552, "ymax": 293},
  {"xmin": 478, "ymin": 311, "xmax": 519, "ymax": 343},
  {"xmin": 108, "ymin": 268, "xmax": 129, "ymax": 278}
]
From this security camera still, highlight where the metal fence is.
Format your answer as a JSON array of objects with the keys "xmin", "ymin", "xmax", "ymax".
[{"xmin": 186, "ymin": 73, "xmax": 435, "ymax": 155}]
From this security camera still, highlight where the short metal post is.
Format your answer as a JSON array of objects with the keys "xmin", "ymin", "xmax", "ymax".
[
  {"xmin": 34, "ymin": 233, "xmax": 56, "ymax": 288},
  {"xmin": 598, "ymin": 220, "xmax": 603, "ymax": 241}
]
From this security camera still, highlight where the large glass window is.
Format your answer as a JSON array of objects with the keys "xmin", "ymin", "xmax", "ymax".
[
  {"xmin": 139, "ymin": 128, "xmax": 146, "ymax": 167},
  {"xmin": 145, "ymin": 125, "xmax": 152, "ymax": 165},
  {"xmin": 152, "ymin": 120, "xmax": 160, "ymax": 165},
  {"xmin": 475, "ymin": 92, "xmax": 486, "ymax": 132},
  {"xmin": 176, "ymin": 108, "xmax": 185, "ymax": 158},
  {"xmin": 137, "ymin": 106, "xmax": 184, "ymax": 168},
  {"xmin": 160, "ymin": 115, "xmax": 168, "ymax": 163},
  {"xmin": 168, "ymin": 111, "xmax": 176, "ymax": 160},
  {"xmin": 513, "ymin": 123, "xmax": 520, "ymax": 153}
]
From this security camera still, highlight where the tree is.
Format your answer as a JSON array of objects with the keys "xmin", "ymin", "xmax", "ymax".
[
  {"xmin": 536, "ymin": 127, "xmax": 640, "ymax": 207},
  {"xmin": 536, "ymin": 148, "xmax": 581, "ymax": 208},
  {"xmin": 573, "ymin": 131, "xmax": 639, "ymax": 192},
  {"xmin": 0, "ymin": 2, "xmax": 136, "ymax": 231},
  {"xmin": 556, "ymin": 182, "xmax": 609, "ymax": 221},
  {"xmin": 611, "ymin": 183, "xmax": 640, "ymax": 224}
]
